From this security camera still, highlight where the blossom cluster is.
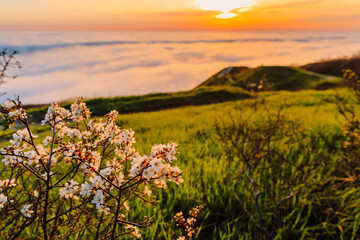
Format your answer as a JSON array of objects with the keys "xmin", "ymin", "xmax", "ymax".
[
  {"xmin": 174, "ymin": 205, "xmax": 204, "ymax": 239},
  {"xmin": 1, "ymin": 100, "xmax": 27, "ymax": 119},
  {"xmin": 130, "ymin": 143, "xmax": 183, "ymax": 188},
  {"xmin": 0, "ymin": 98, "xmax": 183, "ymax": 239}
]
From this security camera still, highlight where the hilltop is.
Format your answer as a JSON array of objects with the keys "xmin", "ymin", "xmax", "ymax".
[{"xmin": 195, "ymin": 66, "xmax": 342, "ymax": 91}]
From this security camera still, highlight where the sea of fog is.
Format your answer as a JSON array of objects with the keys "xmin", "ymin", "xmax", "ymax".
[{"xmin": 0, "ymin": 31, "xmax": 360, "ymax": 104}]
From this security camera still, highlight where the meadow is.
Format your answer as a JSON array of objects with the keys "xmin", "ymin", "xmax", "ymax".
[
  {"xmin": 1, "ymin": 87, "xmax": 359, "ymax": 239},
  {"xmin": 122, "ymin": 88, "xmax": 359, "ymax": 239}
]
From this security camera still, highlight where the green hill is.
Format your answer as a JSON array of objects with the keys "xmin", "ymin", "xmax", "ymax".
[
  {"xmin": 25, "ymin": 65, "xmax": 345, "ymax": 123},
  {"xmin": 196, "ymin": 66, "xmax": 342, "ymax": 91}
]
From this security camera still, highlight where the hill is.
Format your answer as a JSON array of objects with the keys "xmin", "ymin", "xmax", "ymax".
[
  {"xmin": 301, "ymin": 55, "xmax": 360, "ymax": 77},
  {"xmin": 25, "ymin": 65, "xmax": 345, "ymax": 123},
  {"xmin": 195, "ymin": 66, "xmax": 342, "ymax": 91}
]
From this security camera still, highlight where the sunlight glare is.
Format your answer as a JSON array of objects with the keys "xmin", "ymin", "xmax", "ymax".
[
  {"xmin": 216, "ymin": 12, "xmax": 238, "ymax": 19},
  {"xmin": 194, "ymin": 0, "xmax": 254, "ymax": 13}
]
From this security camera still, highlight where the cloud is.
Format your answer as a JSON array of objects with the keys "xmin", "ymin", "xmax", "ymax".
[
  {"xmin": 304, "ymin": 14, "xmax": 360, "ymax": 22},
  {"xmin": 257, "ymin": 0, "xmax": 323, "ymax": 10},
  {"xmin": 1, "ymin": 36, "xmax": 353, "ymax": 54},
  {"xmin": 0, "ymin": 31, "xmax": 359, "ymax": 104},
  {"xmin": 210, "ymin": 54, "xmax": 253, "ymax": 63}
]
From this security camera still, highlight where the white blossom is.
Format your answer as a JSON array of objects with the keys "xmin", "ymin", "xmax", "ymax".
[
  {"xmin": 59, "ymin": 179, "xmax": 79, "ymax": 199},
  {"xmin": 144, "ymin": 186, "xmax": 152, "ymax": 196},
  {"xmin": 2, "ymin": 101, "xmax": 16, "ymax": 109},
  {"xmin": 98, "ymin": 205, "xmax": 110, "ymax": 215},
  {"xmin": 80, "ymin": 182, "xmax": 92, "ymax": 197},
  {"xmin": 41, "ymin": 102, "xmax": 71, "ymax": 126},
  {"xmin": 0, "ymin": 179, "xmax": 16, "ymax": 188},
  {"xmin": 91, "ymin": 190, "xmax": 104, "ymax": 209},
  {"xmin": 42, "ymin": 136, "xmax": 52, "ymax": 146},
  {"xmin": 0, "ymin": 194, "xmax": 8, "ymax": 209},
  {"xmin": 70, "ymin": 98, "xmax": 90, "ymax": 122},
  {"xmin": 125, "ymin": 225, "xmax": 141, "ymax": 238},
  {"xmin": 21, "ymin": 204, "xmax": 34, "ymax": 218}
]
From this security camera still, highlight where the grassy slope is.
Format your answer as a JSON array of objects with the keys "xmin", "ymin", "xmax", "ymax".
[
  {"xmin": 196, "ymin": 66, "xmax": 342, "ymax": 91},
  {"xmin": 26, "ymin": 86, "xmax": 252, "ymax": 123},
  {"xmin": 1, "ymin": 89, "xmax": 357, "ymax": 239}
]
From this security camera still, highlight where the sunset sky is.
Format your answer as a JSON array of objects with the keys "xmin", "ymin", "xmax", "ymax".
[{"xmin": 1, "ymin": 0, "xmax": 359, "ymax": 31}]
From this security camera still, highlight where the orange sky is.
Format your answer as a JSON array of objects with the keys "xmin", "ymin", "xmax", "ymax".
[{"xmin": 1, "ymin": 0, "xmax": 359, "ymax": 31}]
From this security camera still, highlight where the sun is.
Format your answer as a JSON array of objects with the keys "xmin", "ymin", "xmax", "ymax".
[
  {"xmin": 216, "ymin": 13, "xmax": 238, "ymax": 19},
  {"xmin": 194, "ymin": 0, "xmax": 254, "ymax": 13}
]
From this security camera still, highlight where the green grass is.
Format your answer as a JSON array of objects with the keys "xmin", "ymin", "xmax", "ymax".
[
  {"xmin": 1, "ymin": 88, "xmax": 360, "ymax": 239},
  {"xmin": 113, "ymin": 88, "xmax": 357, "ymax": 239},
  {"xmin": 25, "ymin": 86, "xmax": 252, "ymax": 123}
]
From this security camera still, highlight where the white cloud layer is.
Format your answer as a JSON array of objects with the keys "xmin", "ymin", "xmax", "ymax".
[{"xmin": 0, "ymin": 31, "xmax": 359, "ymax": 104}]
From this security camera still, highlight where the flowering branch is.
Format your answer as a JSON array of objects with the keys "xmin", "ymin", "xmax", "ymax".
[{"xmin": 0, "ymin": 98, "xmax": 183, "ymax": 239}]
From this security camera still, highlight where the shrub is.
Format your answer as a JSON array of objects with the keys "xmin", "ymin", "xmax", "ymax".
[{"xmin": 215, "ymin": 107, "xmax": 310, "ymax": 239}]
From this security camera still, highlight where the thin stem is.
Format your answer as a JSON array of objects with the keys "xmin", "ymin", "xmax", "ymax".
[{"xmin": 110, "ymin": 191, "xmax": 122, "ymax": 239}]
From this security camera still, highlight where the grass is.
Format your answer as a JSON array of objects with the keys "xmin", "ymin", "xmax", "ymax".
[
  {"xmin": 110, "ymin": 88, "xmax": 359, "ymax": 239},
  {"xmin": 25, "ymin": 86, "xmax": 252, "ymax": 123},
  {"xmin": 2, "ymin": 88, "xmax": 359, "ymax": 239}
]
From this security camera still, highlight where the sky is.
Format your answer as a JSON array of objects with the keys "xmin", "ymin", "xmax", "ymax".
[{"xmin": 0, "ymin": 0, "xmax": 359, "ymax": 31}]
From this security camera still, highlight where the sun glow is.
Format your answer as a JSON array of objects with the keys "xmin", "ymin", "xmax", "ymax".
[
  {"xmin": 216, "ymin": 12, "xmax": 238, "ymax": 19},
  {"xmin": 194, "ymin": 0, "xmax": 254, "ymax": 13}
]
